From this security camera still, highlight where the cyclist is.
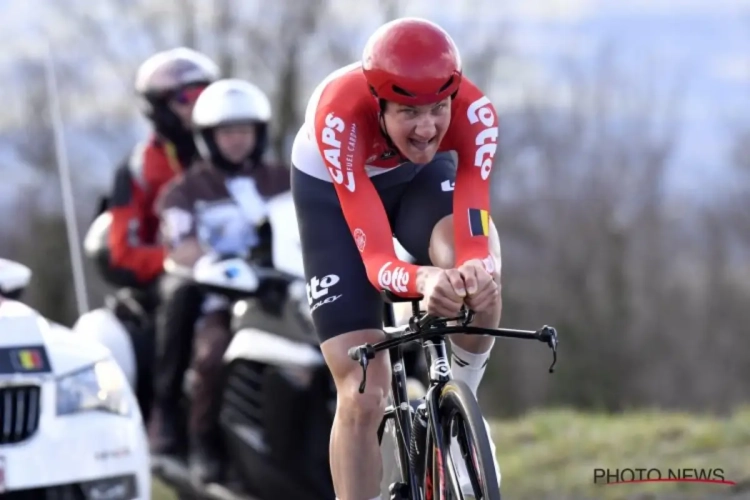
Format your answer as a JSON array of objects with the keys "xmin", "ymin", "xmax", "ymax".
[
  {"xmin": 103, "ymin": 47, "xmax": 219, "ymax": 452},
  {"xmin": 156, "ymin": 78, "xmax": 290, "ymax": 483},
  {"xmin": 292, "ymin": 17, "xmax": 502, "ymax": 500}
]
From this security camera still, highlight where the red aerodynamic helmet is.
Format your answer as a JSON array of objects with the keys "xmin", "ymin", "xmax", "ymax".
[{"xmin": 362, "ymin": 18, "xmax": 463, "ymax": 106}]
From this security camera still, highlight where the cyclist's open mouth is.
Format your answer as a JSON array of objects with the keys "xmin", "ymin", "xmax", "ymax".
[{"xmin": 408, "ymin": 137, "xmax": 435, "ymax": 151}]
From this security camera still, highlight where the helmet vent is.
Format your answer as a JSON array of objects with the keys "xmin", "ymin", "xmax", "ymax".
[
  {"xmin": 438, "ymin": 76, "xmax": 455, "ymax": 93},
  {"xmin": 391, "ymin": 85, "xmax": 416, "ymax": 97}
]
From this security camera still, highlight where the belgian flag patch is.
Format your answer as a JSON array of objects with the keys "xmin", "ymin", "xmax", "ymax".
[{"xmin": 468, "ymin": 208, "xmax": 490, "ymax": 237}]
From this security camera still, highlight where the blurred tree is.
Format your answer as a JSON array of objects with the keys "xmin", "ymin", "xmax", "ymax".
[
  {"xmin": 0, "ymin": 0, "xmax": 746, "ymax": 415},
  {"xmin": 4, "ymin": 61, "xmax": 96, "ymax": 324},
  {"xmin": 486, "ymin": 46, "xmax": 685, "ymax": 414}
]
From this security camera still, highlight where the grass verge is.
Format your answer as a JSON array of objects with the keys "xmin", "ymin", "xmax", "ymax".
[{"xmin": 152, "ymin": 406, "xmax": 750, "ymax": 499}]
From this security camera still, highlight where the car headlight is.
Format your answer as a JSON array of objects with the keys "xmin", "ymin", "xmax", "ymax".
[{"xmin": 56, "ymin": 359, "xmax": 131, "ymax": 417}]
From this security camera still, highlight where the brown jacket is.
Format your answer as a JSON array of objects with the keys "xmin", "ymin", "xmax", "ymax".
[{"xmin": 156, "ymin": 161, "xmax": 290, "ymax": 254}]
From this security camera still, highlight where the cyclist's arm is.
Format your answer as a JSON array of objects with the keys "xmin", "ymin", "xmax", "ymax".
[
  {"xmin": 449, "ymin": 81, "xmax": 500, "ymax": 271},
  {"xmin": 108, "ymin": 165, "xmax": 166, "ymax": 284},
  {"xmin": 313, "ymin": 111, "xmax": 422, "ymax": 297}
]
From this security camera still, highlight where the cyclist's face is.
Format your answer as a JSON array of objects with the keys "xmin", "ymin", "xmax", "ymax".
[
  {"xmin": 214, "ymin": 124, "xmax": 257, "ymax": 164},
  {"xmin": 383, "ymin": 98, "xmax": 451, "ymax": 164}
]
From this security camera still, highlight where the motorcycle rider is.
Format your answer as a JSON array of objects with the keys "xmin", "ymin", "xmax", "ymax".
[
  {"xmin": 93, "ymin": 47, "xmax": 218, "ymax": 437},
  {"xmin": 156, "ymin": 78, "xmax": 290, "ymax": 483},
  {"xmin": 107, "ymin": 47, "xmax": 219, "ymax": 287}
]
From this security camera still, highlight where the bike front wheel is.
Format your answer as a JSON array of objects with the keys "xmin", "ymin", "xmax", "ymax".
[{"xmin": 436, "ymin": 380, "xmax": 501, "ymax": 500}]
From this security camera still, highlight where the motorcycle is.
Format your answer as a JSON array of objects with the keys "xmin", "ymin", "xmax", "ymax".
[
  {"xmin": 74, "ymin": 192, "xmax": 336, "ymax": 500},
  {"xmin": 153, "ymin": 249, "xmax": 335, "ymax": 500},
  {"xmin": 73, "ymin": 190, "xmax": 427, "ymax": 499},
  {"xmin": 72, "ymin": 208, "xmax": 159, "ymax": 424}
]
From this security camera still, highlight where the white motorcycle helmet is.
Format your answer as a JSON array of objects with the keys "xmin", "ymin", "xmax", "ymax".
[
  {"xmin": 135, "ymin": 47, "xmax": 219, "ymax": 143},
  {"xmin": 192, "ymin": 78, "xmax": 272, "ymax": 172},
  {"xmin": 135, "ymin": 47, "xmax": 219, "ymax": 95}
]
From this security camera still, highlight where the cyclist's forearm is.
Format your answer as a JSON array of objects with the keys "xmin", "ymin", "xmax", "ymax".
[{"xmin": 362, "ymin": 252, "xmax": 422, "ymax": 297}]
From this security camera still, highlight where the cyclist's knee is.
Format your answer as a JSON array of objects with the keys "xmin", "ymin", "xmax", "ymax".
[{"xmin": 321, "ymin": 329, "xmax": 391, "ymax": 429}]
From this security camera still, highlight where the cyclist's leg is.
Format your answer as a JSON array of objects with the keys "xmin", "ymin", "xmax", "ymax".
[
  {"xmin": 292, "ymin": 166, "xmax": 391, "ymax": 500},
  {"xmin": 428, "ymin": 215, "xmax": 502, "ymax": 389}
]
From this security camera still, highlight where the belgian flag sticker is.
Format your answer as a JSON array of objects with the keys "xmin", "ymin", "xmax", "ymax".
[
  {"xmin": 468, "ymin": 208, "xmax": 490, "ymax": 237},
  {"xmin": 17, "ymin": 349, "xmax": 43, "ymax": 370},
  {"xmin": 8, "ymin": 347, "xmax": 50, "ymax": 373}
]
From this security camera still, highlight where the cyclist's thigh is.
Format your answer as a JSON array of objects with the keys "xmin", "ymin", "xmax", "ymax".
[
  {"xmin": 291, "ymin": 167, "xmax": 383, "ymax": 344},
  {"xmin": 392, "ymin": 152, "xmax": 456, "ymax": 265}
]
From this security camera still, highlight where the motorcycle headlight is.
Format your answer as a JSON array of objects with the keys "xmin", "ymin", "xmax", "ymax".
[{"xmin": 56, "ymin": 359, "xmax": 131, "ymax": 417}]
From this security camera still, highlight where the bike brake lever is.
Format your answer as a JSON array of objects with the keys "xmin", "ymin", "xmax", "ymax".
[
  {"xmin": 461, "ymin": 307, "xmax": 475, "ymax": 327},
  {"xmin": 358, "ymin": 355, "xmax": 369, "ymax": 393},
  {"xmin": 349, "ymin": 344, "xmax": 375, "ymax": 393},
  {"xmin": 540, "ymin": 326, "xmax": 559, "ymax": 373},
  {"xmin": 548, "ymin": 347, "xmax": 557, "ymax": 374}
]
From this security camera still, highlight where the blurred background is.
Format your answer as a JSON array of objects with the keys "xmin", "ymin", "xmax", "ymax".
[{"xmin": 1, "ymin": 0, "xmax": 749, "ymax": 496}]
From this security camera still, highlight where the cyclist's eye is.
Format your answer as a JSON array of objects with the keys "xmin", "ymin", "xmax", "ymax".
[{"xmin": 432, "ymin": 103, "xmax": 447, "ymax": 114}]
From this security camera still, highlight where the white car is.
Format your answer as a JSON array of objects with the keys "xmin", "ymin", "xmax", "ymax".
[{"xmin": 0, "ymin": 258, "xmax": 150, "ymax": 498}]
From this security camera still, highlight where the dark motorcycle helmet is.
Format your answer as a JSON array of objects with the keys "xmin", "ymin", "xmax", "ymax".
[
  {"xmin": 191, "ymin": 78, "xmax": 271, "ymax": 173},
  {"xmin": 135, "ymin": 48, "xmax": 220, "ymax": 164}
]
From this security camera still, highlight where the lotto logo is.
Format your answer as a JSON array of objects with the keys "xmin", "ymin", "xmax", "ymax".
[
  {"xmin": 377, "ymin": 261, "xmax": 409, "ymax": 293},
  {"xmin": 466, "ymin": 96, "xmax": 498, "ymax": 181},
  {"xmin": 440, "ymin": 180, "xmax": 455, "ymax": 192},
  {"xmin": 306, "ymin": 274, "xmax": 342, "ymax": 312}
]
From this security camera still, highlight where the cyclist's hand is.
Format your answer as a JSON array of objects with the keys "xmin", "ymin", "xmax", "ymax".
[
  {"xmin": 421, "ymin": 267, "xmax": 465, "ymax": 317},
  {"xmin": 458, "ymin": 259, "xmax": 498, "ymax": 313}
]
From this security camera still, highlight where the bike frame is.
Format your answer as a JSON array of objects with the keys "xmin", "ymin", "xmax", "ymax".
[
  {"xmin": 378, "ymin": 302, "xmax": 456, "ymax": 499},
  {"xmin": 355, "ymin": 294, "xmax": 558, "ymax": 500}
]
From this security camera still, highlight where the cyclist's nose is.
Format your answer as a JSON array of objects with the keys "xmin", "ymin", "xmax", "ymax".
[{"xmin": 412, "ymin": 115, "xmax": 437, "ymax": 139}]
